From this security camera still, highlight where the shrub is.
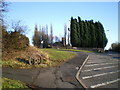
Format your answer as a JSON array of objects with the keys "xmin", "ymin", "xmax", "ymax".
[
  {"xmin": 111, "ymin": 43, "xmax": 120, "ymax": 52},
  {"xmin": 2, "ymin": 29, "xmax": 29, "ymax": 51}
]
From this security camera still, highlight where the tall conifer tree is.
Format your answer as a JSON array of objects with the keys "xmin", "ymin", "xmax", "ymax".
[
  {"xmin": 33, "ymin": 25, "xmax": 40, "ymax": 47},
  {"xmin": 70, "ymin": 16, "xmax": 108, "ymax": 48}
]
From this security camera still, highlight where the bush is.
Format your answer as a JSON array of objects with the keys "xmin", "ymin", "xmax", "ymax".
[
  {"xmin": 111, "ymin": 43, "xmax": 120, "ymax": 52},
  {"xmin": 2, "ymin": 30, "xmax": 29, "ymax": 51}
]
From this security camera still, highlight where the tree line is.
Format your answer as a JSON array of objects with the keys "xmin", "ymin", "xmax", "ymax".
[
  {"xmin": 32, "ymin": 23, "xmax": 69, "ymax": 48},
  {"xmin": 32, "ymin": 24, "xmax": 54, "ymax": 48},
  {"xmin": 70, "ymin": 16, "xmax": 108, "ymax": 48}
]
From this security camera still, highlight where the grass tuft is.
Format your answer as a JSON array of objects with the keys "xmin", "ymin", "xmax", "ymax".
[{"xmin": 2, "ymin": 77, "xmax": 30, "ymax": 89}]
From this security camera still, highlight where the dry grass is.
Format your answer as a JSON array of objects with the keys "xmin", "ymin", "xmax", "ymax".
[
  {"xmin": 2, "ymin": 46, "xmax": 50, "ymax": 68},
  {"xmin": 3, "ymin": 46, "xmax": 49, "ymax": 60},
  {"xmin": 2, "ymin": 46, "xmax": 76, "ymax": 68}
]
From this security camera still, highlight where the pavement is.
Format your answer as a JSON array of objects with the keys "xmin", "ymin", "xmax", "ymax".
[
  {"xmin": 79, "ymin": 52, "xmax": 120, "ymax": 88},
  {"xmin": 2, "ymin": 52, "xmax": 87, "ymax": 88}
]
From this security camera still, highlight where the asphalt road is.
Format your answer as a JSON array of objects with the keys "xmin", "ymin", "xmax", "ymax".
[
  {"xmin": 79, "ymin": 52, "xmax": 120, "ymax": 88},
  {"xmin": 2, "ymin": 52, "xmax": 87, "ymax": 88}
]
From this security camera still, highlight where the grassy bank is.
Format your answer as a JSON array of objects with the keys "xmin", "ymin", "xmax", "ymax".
[
  {"xmin": 2, "ymin": 47, "xmax": 77, "ymax": 68},
  {"xmin": 2, "ymin": 77, "xmax": 30, "ymax": 89},
  {"xmin": 60, "ymin": 49, "xmax": 95, "ymax": 53},
  {"xmin": 40, "ymin": 49, "xmax": 77, "ymax": 67}
]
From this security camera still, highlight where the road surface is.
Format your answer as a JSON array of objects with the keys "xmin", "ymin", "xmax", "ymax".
[{"xmin": 79, "ymin": 52, "xmax": 120, "ymax": 88}]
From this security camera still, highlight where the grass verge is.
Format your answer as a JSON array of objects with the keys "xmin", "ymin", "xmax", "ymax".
[
  {"xmin": 2, "ymin": 48, "xmax": 77, "ymax": 68},
  {"xmin": 2, "ymin": 77, "xmax": 30, "ymax": 89},
  {"xmin": 59, "ymin": 49, "xmax": 95, "ymax": 53},
  {"xmin": 38, "ymin": 48, "xmax": 77, "ymax": 67}
]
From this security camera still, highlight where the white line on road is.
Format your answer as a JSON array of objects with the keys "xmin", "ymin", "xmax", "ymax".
[
  {"xmin": 82, "ymin": 70, "xmax": 120, "ymax": 79},
  {"xmin": 90, "ymin": 79, "xmax": 120, "ymax": 88},
  {"xmin": 87, "ymin": 61, "xmax": 118, "ymax": 64},
  {"xmin": 84, "ymin": 62, "xmax": 119, "ymax": 67},
  {"xmin": 87, "ymin": 61, "xmax": 107, "ymax": 64},
  {"xmin": 82, "ymin": 66, "xmax": 118, "ymax": 72},
  {"xmin": 87, "ymin": 60, "xmax": 119, "ymax": 63},
  {"xmin": 87, "ymin": 59, "xmax": 119, "ymax": 62}
]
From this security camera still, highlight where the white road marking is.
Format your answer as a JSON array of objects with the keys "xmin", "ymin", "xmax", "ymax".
[
  {"xmin": 90, "ymin": 79, "xmax": 120, "ymax": 88},
  {"xmin": 82, "ymin": 70, "xmax": 120, "ymax": 79},
  {"xmin": 84, "ymin": 62, "xmax": 119, "ymax": 67},
  {"xmin": 87, "ymin": 59, "xmax": 119, "ymax": 62},
  {"xmin": 87, "ymin": 60, "xmax": 118, "ymax": 64},
  {"xmin": 108, "ymin": 54, "xmax": 113, "ymax": 56},
  {"xmin": 87, "ymin": 61, "xmax": 107, "ymax": 64},
  {"xmin": 82, "ymin": 66, "xmax": 118, "ymax": 72}
]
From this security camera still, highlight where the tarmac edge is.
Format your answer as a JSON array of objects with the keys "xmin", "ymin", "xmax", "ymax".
[{"xmin": 76, "ymin": 55, "xmax": 89, "ymax": 88}]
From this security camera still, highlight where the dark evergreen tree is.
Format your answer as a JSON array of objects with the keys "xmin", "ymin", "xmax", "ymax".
[
  {"xmin": 70, "ymin": 17, "xmax": 74, "ymax": 46},
  {"xmin": 70, "ymin": 18, "xmax": 78, "ymax": 47},
  {"xmin": 33, "ymin": 25, "xmax": 40, "ymax": 47},
  {"xmin": 84, "ymin": 21, "xmax": 89, "ymax": 47},
  {"xmin": 70, "ymin": 16, "xmax": 108, "ymax": 48},
  {"xmin": 80, "ymin": 21, "xmax": 84, "ymax": 47},
  {"xmin": 74, "ymin": 19, "xmax": 79, "ymax": 46},
  {"xmin": 86, "ymin": 21, "xmax": 91, "ymax": 47},
  {"xmin": 89, "ymin": 20, "xmax": 96, "ymax": 47},
  {"xmin": 95, "ymin": 21, "xmax": 103, "ymax": 48},
  {"xmin": 78, "ymin": 16, "xmax": 81, "ymax": 46},
  {"xmin": 98, "ymin": 21, "xmax": 108, "ymax": 48}
]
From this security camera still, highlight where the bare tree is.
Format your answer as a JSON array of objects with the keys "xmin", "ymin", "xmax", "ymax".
[
  {"xmin": 11, "ymin": 20, "xmax": 28, "ymax": 34},
  {"xmin": 42, "ymin": 26, "xmax": 46, "ymax": 41},
  {"xmin": 50, "ymin": 24, "xmax": 53, "ymax": 46},
  {"xmin": 0, "ymin": 0, "xmax": 8, "ymax": 25},
  {"xmin": 33, "ymin": 25, "xmax": 39, "ymax": 47},
  {"xmin": 55, "ymin": 35, "xmax": 59, "ymax": 42},
  {"xmin": 46, "ymin": 24, "xmax": 48, "ymax": 36},
  {"xmin": 0, "ymin": 0, "xmax": 8, "ymax": 12},
  {"xmin": 45, "ymin": 24, "xmax": 49, "ymax": 46},
  {"xmin": 64, "ymin": 23, "xmax": 67, "ymax": 46},
  {"xmin": 68, "ymin": 28, "xmax": 70, "ymax": 46}
]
